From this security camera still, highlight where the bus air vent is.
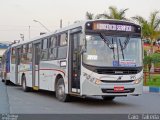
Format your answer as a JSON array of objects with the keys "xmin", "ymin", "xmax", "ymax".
[{"xmin": 96, "ymin": 69, "xmax": 139, "ymax": 75}]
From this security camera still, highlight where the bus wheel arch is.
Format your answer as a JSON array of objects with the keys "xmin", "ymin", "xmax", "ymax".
[
  {"xmin": 55, "ymin": 74, "xmax": 63, "ymax": 90},
  {"xmin": 21, "ymin": 73, "xmax": 30, "ymax": 92},
  {"xmin": 55, "ymin": 74, "xmax": 70, "ymax": 102}
]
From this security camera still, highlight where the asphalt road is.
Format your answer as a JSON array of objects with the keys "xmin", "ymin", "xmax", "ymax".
[
  {"xmin": 0, "ymin": 80, "xmax": 9, "ymax": 113},
  {"xmin": 0, "ymin": 80, "xmax": 160, "ymax": 114}
]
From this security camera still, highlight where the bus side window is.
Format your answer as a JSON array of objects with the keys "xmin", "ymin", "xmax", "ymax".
[
  {"xmin": 11, "ymin": 48, "xmax": 16, "ymax": 64},
  {"xmin": 48, "ymin": 36, "xmax": 57, "ymax": 59},
  {"xmin": 27, "ymin": 43, "xmax": 32, "ymax": 62},
  {"xmin": 57, "ymin": 33, "xmax": 68, "ymax": 59},
  {"xmin": 49, "ymin": 36, "xmax": 57, "ymax": 48},
  {"xmin": 28, "ymin": 43, "xmax": 32, "ymax": 53},
  {"xmin": 17, "ymin": 48, "xmax": 21, "ymax": 65},
  {"xmin": 41, "ymin": 38, "xmax": 48, "ymax": 60},
  {"xmin": 23, "ymin": 44, "xmax": 28, "ymax": 63},
  {"xmin": 59, "ymin": 33, "xmax": 68, "ymax": 46}
]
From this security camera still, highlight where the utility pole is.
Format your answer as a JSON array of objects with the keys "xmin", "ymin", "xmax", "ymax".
[
  {"xmin": 60, "ymin": 19, "xmax": 62, "ymax": 28},
  {"xmin": 29, "ymin": 26, "xmax": 31, "ymax": 40}
]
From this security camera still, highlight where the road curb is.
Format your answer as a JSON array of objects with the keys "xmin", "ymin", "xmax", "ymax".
[{"xmin": 143, "ymin": 86, "xmax": 160, "ymax": 93}]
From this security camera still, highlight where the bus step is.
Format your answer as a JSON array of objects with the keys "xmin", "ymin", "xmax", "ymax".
[{"xmin": 69, "ymin": 92, "xmax": 80, "ymax": 96}]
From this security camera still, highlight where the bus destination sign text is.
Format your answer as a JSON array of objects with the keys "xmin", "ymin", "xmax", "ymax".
[{"xmin": 94, "ymin": 23, "xmax": 132, "ymax": 32}]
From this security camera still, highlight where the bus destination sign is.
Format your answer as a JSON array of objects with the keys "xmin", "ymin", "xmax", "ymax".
[{"xmin": 93, "ymin": 23, "xmax": 132, "ymax": 32}]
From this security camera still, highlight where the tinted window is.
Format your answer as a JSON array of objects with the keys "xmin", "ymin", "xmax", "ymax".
[
  {"xmin": 41, "ymin": 50, "xmax": 48, "ymax": 60},
  {"xmin": 57, "ymin": 46, "xmax": 67, "ymax": 59},
  {"xmin": 49, "ymin": 48, "xmax": 57, "ymax": 59},
  {"xmin": 42, "ymin": 39, "xmax": 48, "ymax": 49},
  {"xmin": 49, "ymin": 36, "xmax": 57, "ymax": 48},
  {"xmin": 12, "ymin": 48, "xmax": 15, "ymax": 55},
  {"xmin": 11, "ymin": 48, "xmax": 16, "ymax": 64},
  {"xmin": 59, "ymin": 33, "xmax": 67, "ymax": 46},
  {"xmin": 28, "ymin": 43, "xmax": 32, "ymax": 53}
]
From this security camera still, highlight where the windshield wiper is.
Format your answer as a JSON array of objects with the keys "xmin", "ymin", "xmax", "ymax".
[
  {"xmin": 99, "ymin": 33, "xmax": 114, "ymax": 49},
  {"xmin": 123, "ymin": 35, "xmax": 130, "ymax": 50},
  {"xmin": 112, "ymin": 38, "xmax": 116, "ymax": 60},
  {"xmin": 119, "ymin": 39, "xmax": 124, "ymax": 60}
]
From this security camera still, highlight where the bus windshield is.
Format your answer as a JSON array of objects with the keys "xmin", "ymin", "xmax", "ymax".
[{"xmin": 83, "ymin": 34, "xmax": 142, "ymax": 67}]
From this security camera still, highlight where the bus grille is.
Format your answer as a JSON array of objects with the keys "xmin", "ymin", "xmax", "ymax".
[
  {"xmin": 102, "ymin": 88, "xmax": 135, "ymax": 93},
  {"xmin": 101, "ymin": 80, "xmax": 134, "ymax": 83},
  {"xmin": 96, "ymin": 69, "xmax": 139, "ymax": 75}
]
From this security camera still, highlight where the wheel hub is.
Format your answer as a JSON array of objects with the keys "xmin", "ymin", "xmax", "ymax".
[
  {"xmin": 58, "ymin": 84, "xmax": 65, "ymax": 97},
  {"xmin": 22, "ymin": 81, "xmax": 25, "ymax": 89}
]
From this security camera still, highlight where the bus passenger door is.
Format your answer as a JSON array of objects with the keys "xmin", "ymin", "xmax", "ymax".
[
  {"xmin": 32, "ymin": 42, "xmax": 41, "ymax": 90},
  {"xmin": 15, "ymin": 47, "xmax": 21, "ymax": 85},
  {"xmin": 15, "ymin": 48, "xmax": 21, "ymax": 85},
  {"xmin": 69, "ymin": 32, "xmax": 81, "ymax": 94}
]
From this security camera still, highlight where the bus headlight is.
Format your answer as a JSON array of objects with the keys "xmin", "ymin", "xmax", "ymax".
[
  {"xmin": 95, "ymin": 79, "xmax": 101, "ymax": 85},
  {"xmin": 91, "ymin": 78, "xmax": 101, "ymax": 85},
  {"xmin": 134, "ymin": 76, "xmax": 143, "ymax": 84},
  {"xmin": 83, "ymin": 73, "xmax": 101, "ymax": 85}
]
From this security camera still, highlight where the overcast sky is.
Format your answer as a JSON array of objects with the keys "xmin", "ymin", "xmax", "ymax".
[{"xmin": 0, "ymin": 0, "xmax": 160, "ymax": 42}]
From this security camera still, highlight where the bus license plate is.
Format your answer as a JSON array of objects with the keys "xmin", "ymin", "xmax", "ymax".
[{"xmin": 114, "ymin": 86, "xmax": 124, "ymax": 92}]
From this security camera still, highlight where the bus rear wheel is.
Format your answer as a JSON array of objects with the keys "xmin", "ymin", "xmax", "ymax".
[
  {"xmin": 56, "ymin": 78, "xmax": 70, "ymax": 102},
  {"xmin": 22, "ymin": 75, "xmax": 30, "ymax": 92},
  {"xmin": 4, "ymin": 79, "xmax": 9, "ymax": 85},
  {"xmin": 102, "ymin": 96, "xmax": 115, "ymax": 101},
  {"xmin": 2, "ymin": 79, "xmax": 4, "ymax": 82}
]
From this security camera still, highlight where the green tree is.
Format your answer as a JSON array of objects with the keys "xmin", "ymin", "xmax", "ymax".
[
  {"xmin": 144, "ymin": 55, "xmax": 152, "ymax": 72},
  {"xmin": 144, "ymin": 53, "xmax": 160, "ymax": 71},
  {"xmin": 86, "ymin": 12, "xmax": 94, "ymax": 20},
  {"xmin": 98, "ymin": 6, "xmax": 129, "ymax": 20},
  {"xmin": 143, "ymin": 53, "xmax": 160, "ymax": 81},
  {"xmin": 144, "ymin": 55, "xmax": 152, "ymax": 81},
  {"xmin": 132, "ymin": 11, "xmax": 160, "ymax": 52},
  {"xmin": 151, "ymin": 53, "xmax": 160, "ymax": 64},
  {"xmin": 85, "ymin": 12, "xmax": 101, "ymax": 20}
]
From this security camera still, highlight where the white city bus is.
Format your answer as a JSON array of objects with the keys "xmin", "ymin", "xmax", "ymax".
[{"xmin": 9, "ymin": 20, "xmax": 143, "ymax": 102}]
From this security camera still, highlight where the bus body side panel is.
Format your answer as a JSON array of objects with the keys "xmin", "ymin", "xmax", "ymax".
[
  {"xmin": 10, "ymin": 64, "xmax": 16, "ymax": 84},
  {"xmin": 39, "ymin": 60, "xmax": 66, "ymax": 91},
  {"xmin": 27, "ymin": 66, "xmax": 33, "ymax": 87},
  {"xmin": 18, "ymin": 64, "xmax": 23, "ymax": 85},
  {"xmin": 22, "ymin": 63, "xmax": 33, "ymax": 87},
  {"xmin": 39, "ymin": 62, "xmax": 51, "ymax": 90}
]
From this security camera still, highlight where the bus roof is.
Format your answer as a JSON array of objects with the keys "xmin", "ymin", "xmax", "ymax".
[{"xmin": 11, "ymin": 19, "xmax": 139, "ymax": 47}]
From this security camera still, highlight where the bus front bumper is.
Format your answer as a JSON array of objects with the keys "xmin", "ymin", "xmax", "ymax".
[{"xmin": 81, "ymin": 80, "xmax": 143, "ymax": 96}]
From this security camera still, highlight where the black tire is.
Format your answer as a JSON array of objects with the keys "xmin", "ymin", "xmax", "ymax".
[
  {"xmin": 22, "ymin": 75, "xmax": 30, "ymax": 92},
  {"xmin": 2, "ymin": 79, "xmax": 4, "ymax": 82},
  {"xmin": 56, "ymin": 78, "xmax": 70, "ymax": 102},
  {"xmin": 4, "ymin": 79, "xmax": 9, "ymax": 85},
  {"xmin": 102, "ymin": 96, "xmax": 115, "ymax": 101}
]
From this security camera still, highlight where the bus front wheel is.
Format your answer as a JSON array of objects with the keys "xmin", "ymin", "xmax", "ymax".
[{"xmin": 56, "ymin": 78, "xmax": 70, "ymax": 102}]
